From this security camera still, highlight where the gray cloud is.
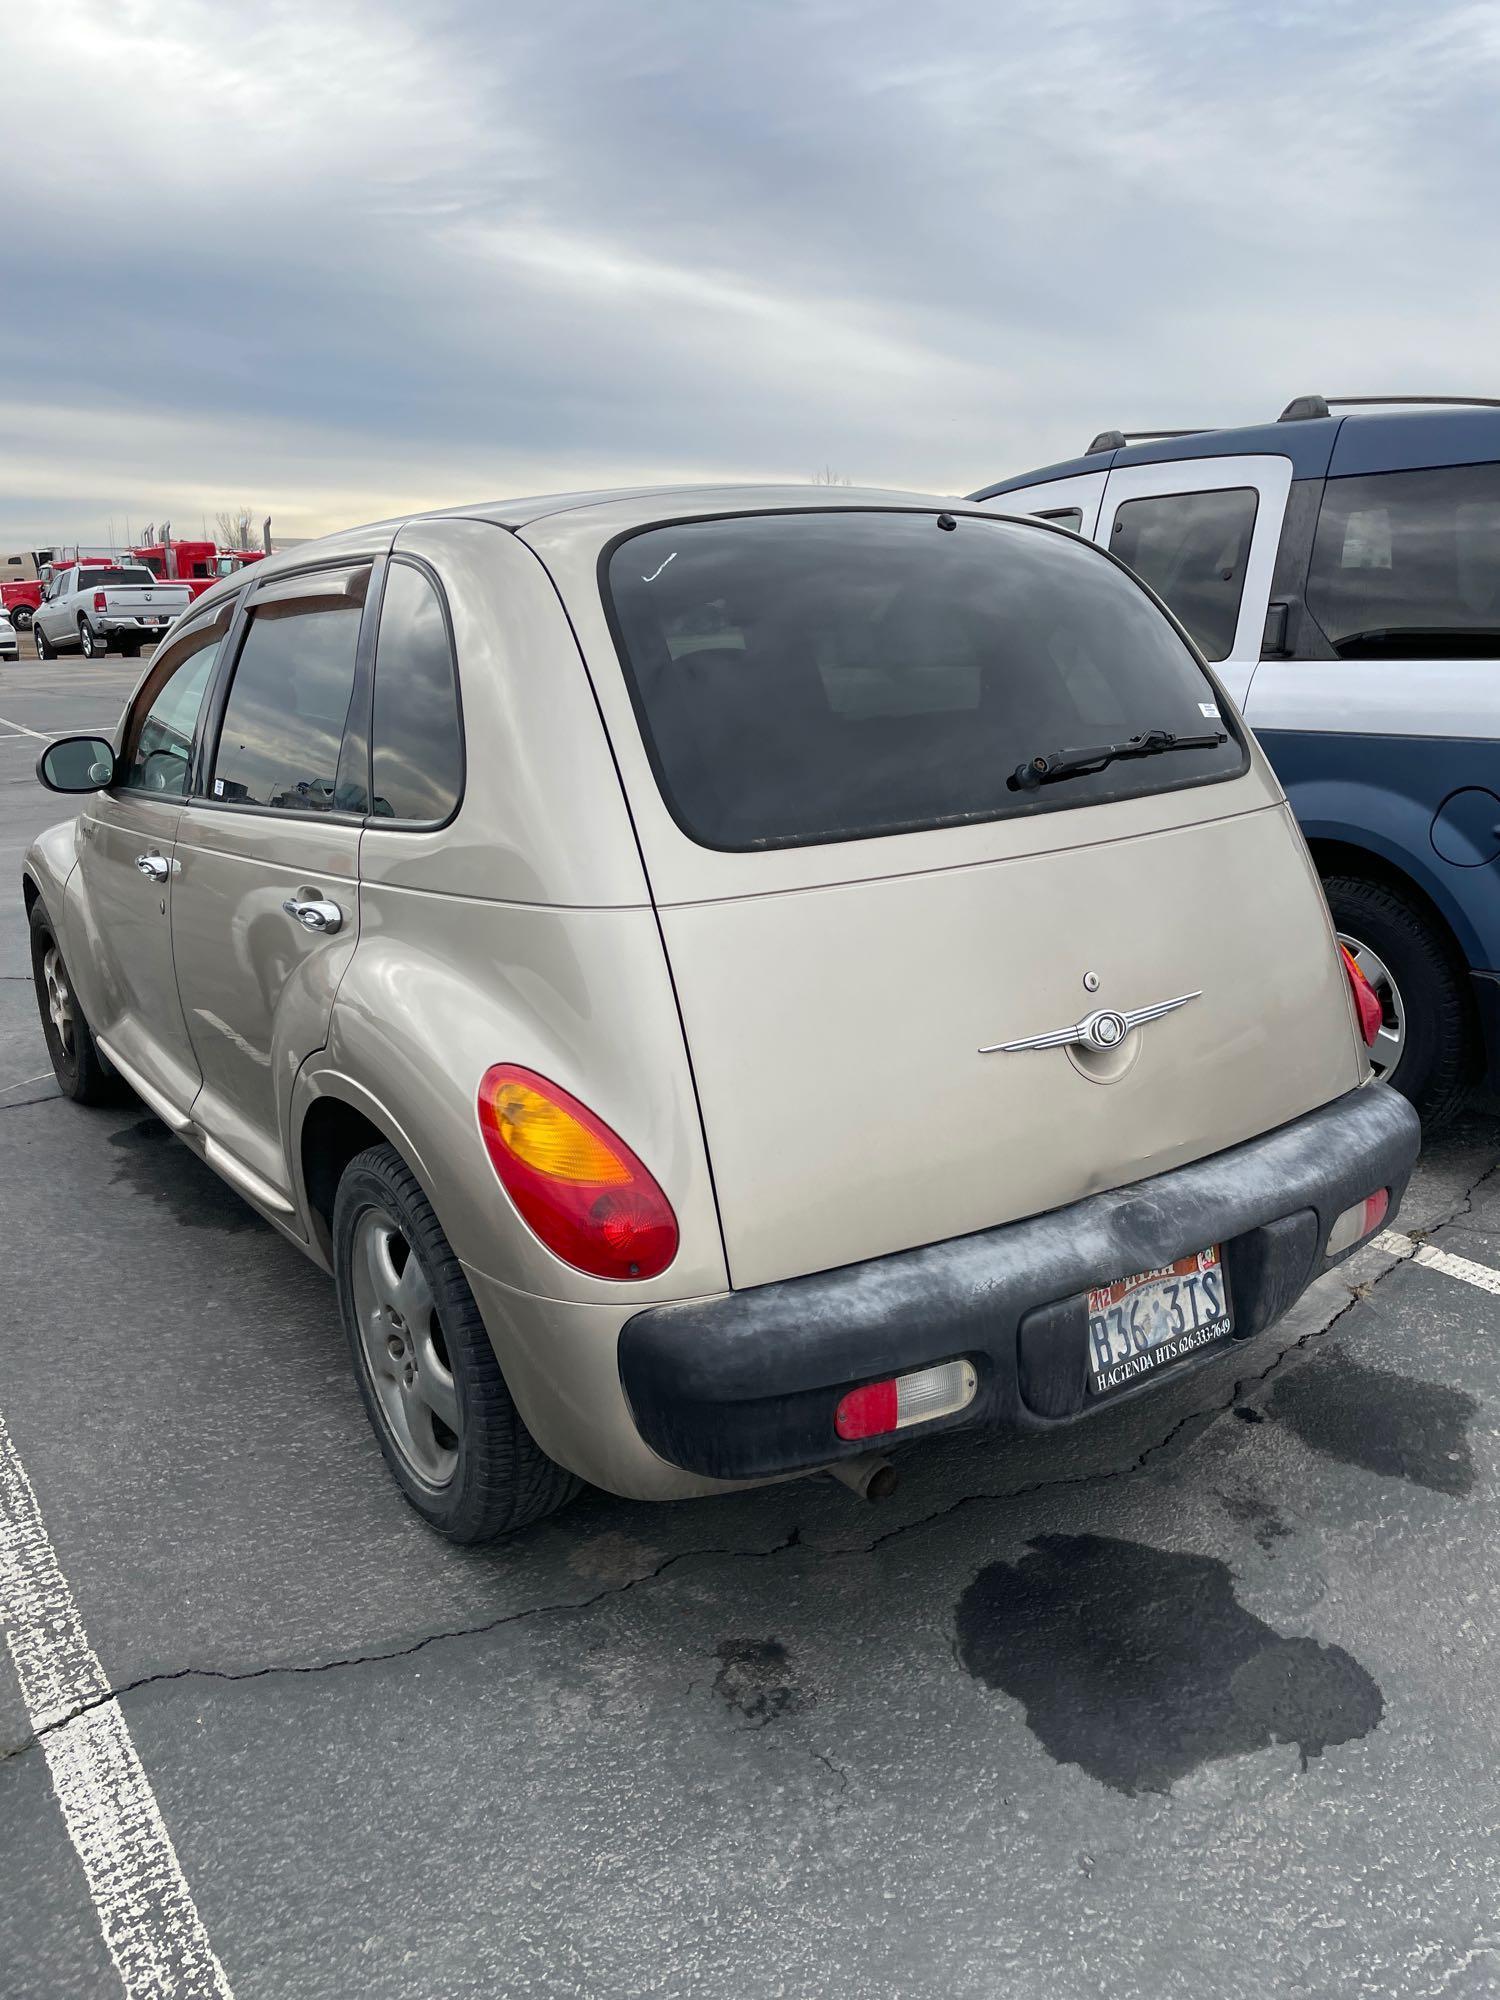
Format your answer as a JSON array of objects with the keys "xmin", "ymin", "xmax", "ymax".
[{"xmin": 5, "ymin": 0, "xmax": 1498, "ymax": 541}]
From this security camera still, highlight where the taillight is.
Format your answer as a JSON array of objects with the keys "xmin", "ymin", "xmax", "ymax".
[
  {"xmin": 92, "ymin": 589, "xmax": 107, "ymax": 612},
  {"xmin": 476, "ymin": 1064, "xmax": 678, "ymax": 1280},
  {"xmin": 1340, "ymin": 944, "xmax": 1384, "ymax": 1048}
]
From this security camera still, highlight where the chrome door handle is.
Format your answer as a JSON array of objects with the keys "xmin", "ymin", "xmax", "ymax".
[
  {"xmin": 282, "ymin": 896, "xmax": 343, "ymax": 935},
  {"xmin": 135, "ymin": 852, "xmax": 170, "ymax": 883}
]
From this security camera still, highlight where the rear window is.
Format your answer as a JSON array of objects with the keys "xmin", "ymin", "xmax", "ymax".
[
  {"xmin": 78, "ymin": 567, "xmax": 156, "ymax": 590},
  {"xmin": 604, "ymin": 510, "xmax": 1244, "ymax": 851},
  {"xmin": 1307, "ymin": 462, "xmax": 1500, "ymax": 658}
]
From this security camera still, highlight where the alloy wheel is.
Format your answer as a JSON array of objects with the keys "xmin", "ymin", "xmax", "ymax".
[
  {"xmin": 349, "ymin": 1205, "xmax": 460, "ymax": 1487},
  {"xmin": 1337, "ymin": 931, "xmax": 1406, "ymax": 1080},
  {"xmin": 41, "ymin": 943, "xmax": 75, "ymax": 1059}
]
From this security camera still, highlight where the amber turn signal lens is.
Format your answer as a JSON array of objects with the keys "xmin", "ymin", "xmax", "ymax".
[{"xmin": 477, "ymin": 1065, "xmax": 678, "ymax": 1281}]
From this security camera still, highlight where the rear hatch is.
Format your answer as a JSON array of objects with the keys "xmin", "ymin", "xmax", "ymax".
[{"xmin": 591, "ymin": 505, "xmax": 1364, "ymax": 1291}]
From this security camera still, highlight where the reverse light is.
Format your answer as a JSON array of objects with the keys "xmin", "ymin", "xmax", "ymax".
[
  {"xmin": 835, "ymin": 1359, "xmax": 977, "ymax": 1440},
  {"xmin": 476, "ymin": 1064, "xmax": 678, "ymax": 1281},
  {"xmin": 1340, "ymin": 944, "xmax": 1384, "ymax": 1048},
  {"xmin": 1326, "ymin": 1188, "xmax": 1391, "ymax": 1258},
  {"xmin": 92, "ymin": 589, "xmax": 108, "ymax": 613}
]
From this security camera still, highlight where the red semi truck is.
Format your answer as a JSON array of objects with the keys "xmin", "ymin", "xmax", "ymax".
[{"xmin": 130, "ymin": 539, "xmax": 266, "ymax": 601}]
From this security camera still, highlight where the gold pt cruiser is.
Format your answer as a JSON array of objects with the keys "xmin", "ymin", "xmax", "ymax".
[{"xmin": 25, "ymin": 488, "xmax": 1420, "ymax": 1539}]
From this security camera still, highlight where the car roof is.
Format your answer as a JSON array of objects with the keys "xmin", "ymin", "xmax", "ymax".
[
  {"xmin": 970, "ymin": 402, "xmax": 1500, "ymax": 499},
  {"xmin": 182, "ymin": 483, "xmax": 987, "ymax": 612}
]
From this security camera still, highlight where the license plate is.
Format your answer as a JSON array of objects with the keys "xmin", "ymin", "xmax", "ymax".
[{"xmin": 1087, "ymin": 1246, "xmax": 1232, "ymax": 1395}]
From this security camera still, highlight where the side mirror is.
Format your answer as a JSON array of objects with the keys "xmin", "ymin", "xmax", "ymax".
[{"xmin": 37, "ymin": 735, "xmax": 114, "ymax": 793}]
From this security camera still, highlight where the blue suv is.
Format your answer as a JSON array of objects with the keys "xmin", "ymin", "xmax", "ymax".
[{"xmin": 973, "ymin": 395, "xmax": 1500, "ymax": 1125}]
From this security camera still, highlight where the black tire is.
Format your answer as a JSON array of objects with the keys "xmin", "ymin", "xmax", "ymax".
[
  {"xmin": 13, "ymin": 606, "xmax": 32, "ymax": 630},
  {"xmin": 28, "ymin": 899, "xmax": 124, "ymax": 1106},
  {"xmin": 34, "ymin": 621, "xmax": 55, "ymax": 660},
  {"xmin": 121, "ymin": 639, "xmax": 142, "ymax": 659},
  {"xmin": 79, "ymin": 620, "xmax": 107, "ymax": 659},
  {"xmin": 333, "ymin": 1143, "xmax": 581, "ymax": 1541},
  {"xmin": 1324, "ymin": 873, "xmax": 1476, "ymax": 1129}
]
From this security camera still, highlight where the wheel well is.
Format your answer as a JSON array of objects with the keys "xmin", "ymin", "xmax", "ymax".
[
  {"xmin": 21, "ymin": 874, "xmax": 39, "ymax": 915},
  {"xmin": 1306, "ymin": 839, "xmax": 1469, "ymax": 967},
  {"xmin": 300, "ymin": 1097, "xmax": 390, "ymax": 1259}
]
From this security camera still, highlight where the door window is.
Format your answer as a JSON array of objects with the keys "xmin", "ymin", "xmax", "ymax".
[
  {"xmin": 209, "ymin": 568, "xmax": 369, "ymax": 811},
  {"xmin": 1035, "ymin": 507, "xmax": 1083, "ymax": 533},
  {"xmin": 1307, "ymin": 462, "xmax": 1500, "ymax": 658},
  {"xmin": 369, "ymin": 561, "xmax": 464, "ymax": 823},
  {"xmin": 117, "ymin": 604, "xmax": 234, "ymax": 796},
  {"xmin": 1108, "ymin": 488, "xmax": 1259, "ymax": 662}
]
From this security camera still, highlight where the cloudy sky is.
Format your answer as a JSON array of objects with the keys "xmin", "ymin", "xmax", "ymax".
[{"xmin": 6, "ymin": 0, "xmax": 1498, "ymax": 546}]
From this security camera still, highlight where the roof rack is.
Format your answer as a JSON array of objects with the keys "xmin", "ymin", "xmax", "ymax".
[
  {"xmin": 1086, "ymin": 426, "xmax": 1207, "ymax": 454},
  {"xmin": 1279, "ymin": 394, "xmax": 1500, "ymax": 423}
]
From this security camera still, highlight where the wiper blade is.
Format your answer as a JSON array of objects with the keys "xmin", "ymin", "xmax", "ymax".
[{"xmin": 1008, "ymin": 726, "xmax": 1228, "ymax": 792}]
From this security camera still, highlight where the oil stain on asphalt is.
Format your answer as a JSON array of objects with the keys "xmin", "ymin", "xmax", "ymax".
[
  {"xmin": 955, "ymin": 1534, "xmax": 1382, "ymax": 1794},
  {"xmin": 1267, "ymin": 1346, "xmax": 1477, "ymax": 1495},
  {"xmin": 714, "ymin": 1639, "xmax": 808, "ymax": 1727},
  {"xmin": 108, "ymin": 1117, "xmax": 271, "ymax": 1232}
]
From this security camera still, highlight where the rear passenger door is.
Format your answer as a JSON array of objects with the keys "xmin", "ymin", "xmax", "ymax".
[
  {"xmin": 169, "ymin": 561, "xmax": 378, "ymax": 1212},
  {"xmin": 1095, "ymin": 456, "xmax": 1292, "ymax": 707}
]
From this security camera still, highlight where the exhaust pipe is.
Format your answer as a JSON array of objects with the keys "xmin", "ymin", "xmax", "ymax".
[
  {"xmin": 827, "ymin": 1453, "xmax": 899, "ymax": 1501},
  {"xmin": 262, "ymin": 515, "xmax": 273, "ymax": 555}
]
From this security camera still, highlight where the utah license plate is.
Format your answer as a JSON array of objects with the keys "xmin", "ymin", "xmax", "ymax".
[{"xmin": 1087, "ymin": 1247, "xmax": 1232, "ymax": 1395}]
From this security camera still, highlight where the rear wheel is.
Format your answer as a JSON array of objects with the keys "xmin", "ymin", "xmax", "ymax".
[
  {"xmin": 79, "ymin": 620, "xmax": 106, "ymax": 659},
  {"xmin": 34, "ymin": 621, "xmax": 55, "ymax": 660},
  {"xmin": 28, "ymin": 900, "xmax": 122, "ymax": 1105},
  {"xmin": 13, "ymin": 606, "xmax": 32, "ymax": 630},
  {"xmin": 1324, "ymin": 873, "xmax": 1475, "ymax": 1128},
  {"xmin": 333, "ymin": 1143, "xmax": 581, "ymax": 1541}
]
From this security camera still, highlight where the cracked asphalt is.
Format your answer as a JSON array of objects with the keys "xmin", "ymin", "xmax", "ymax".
[{"xmin": 4, "ymin": 653, "xmax": 1500, "ymax": 1999}]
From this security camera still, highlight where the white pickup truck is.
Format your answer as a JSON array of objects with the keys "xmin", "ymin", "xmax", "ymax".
[{"xmin": 33, "ymin": 562, "xmax": 192, "ymax": 660}]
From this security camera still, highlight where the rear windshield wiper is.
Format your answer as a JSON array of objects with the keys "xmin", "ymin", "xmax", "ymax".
[{"xmin": 1008, "ymin": 726, "xmax": 1228, "ymax": 792}]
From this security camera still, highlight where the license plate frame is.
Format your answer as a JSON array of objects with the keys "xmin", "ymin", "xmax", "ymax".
[{"xmin": 1086, "ymin": 1246, "xmax": 1233, "ymax": 1397}]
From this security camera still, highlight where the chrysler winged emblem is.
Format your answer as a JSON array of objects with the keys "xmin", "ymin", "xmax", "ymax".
[{"xmin": 979, "ymin": 991, "xmax": 1200, "ymax": 1056}]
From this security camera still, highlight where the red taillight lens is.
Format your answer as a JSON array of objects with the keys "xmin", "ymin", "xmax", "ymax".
[
  {"xmin": 92, "ymin": 589, "xmax": 107, "ymax": 612},
  {"xmin": 1340, "ymin": 945, "xmax": 1384, "ymax": 1048},
  {"xmin": 476, "ymin": 1064, "xmax": 678, "ymax": 1280}
]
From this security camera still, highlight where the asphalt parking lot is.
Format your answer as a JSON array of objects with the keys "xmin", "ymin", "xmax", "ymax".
[{"xmin": 2, "ymin": 643, "xmax": 1500, "ymax": 1999}]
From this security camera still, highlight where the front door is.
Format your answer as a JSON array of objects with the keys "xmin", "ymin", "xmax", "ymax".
[
  {"xmin": 70, "ymin": 603, "xmax": 235, "ymax": 1115},
  {"xmin": 170, "ymin": 562, "xmax": 374, "ymax": 1204},
  {"xmin": 1094, "ymin": 454, "xmax": 1292, "ymax": 710}
]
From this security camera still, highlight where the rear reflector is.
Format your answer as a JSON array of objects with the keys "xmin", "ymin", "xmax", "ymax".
[
  {"xmin": 835, "ymin": 1359, "xmax": 977, "ymax": 1440},
  {"xmin": 1327, "ymin": 1188, "xmax": 1390, "ymax": 1257}
]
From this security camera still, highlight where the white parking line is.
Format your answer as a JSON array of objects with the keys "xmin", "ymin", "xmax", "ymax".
[
  {"xmin": 0, "ymin": 1408, "xmax": 234, "ymax": 1999},
  {"xmin": 1376, "ymin": 1229, "xmax": 1500, "ymax": 1295},
  {"xmin": 0, "ymin": 711, "xmax": 48, "ymax": 739}
]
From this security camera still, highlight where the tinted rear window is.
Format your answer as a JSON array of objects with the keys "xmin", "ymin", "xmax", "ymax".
[
  {"xmin": 1307, "ymin": 462, "xmax": 1500, "ymax": 658},
  {"xmin": 79, "ymin": 567, "xmax": 156, "ymax": 590},
  {"xmin": 604, "ymin": 511, "xmax": 1243, "ymax": 850}
]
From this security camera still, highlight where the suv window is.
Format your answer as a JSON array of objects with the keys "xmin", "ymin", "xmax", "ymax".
[
  {"xmin": 605, "ymin": 510, "xmax": 1243, "ymax": 851},
  {"xmin": 1108, "ymin": 488, "xmax": 1258, "ymax": 662},
  {"xmin": 370, "ymin": 561, "xmax": 463, "ymax": 823},
  {"xmin": 117, "ymin": 604, "xmax": 234, "ymax": 796},
  {"xmin": 1307, "ymin": 462, "xmax": 1500, "ymax": 658},
  {"xmin": 1035, "ymin": 508, "xmax": 1083, "ymax": 533},
  {"xmin": 210, "ymin": 568, "xmax": 369, "ymax": 811}
]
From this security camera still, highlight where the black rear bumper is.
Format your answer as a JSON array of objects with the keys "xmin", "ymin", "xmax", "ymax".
[{"xmin": 618, "ymin": 1083, "xmax": 1420, "ymax": 1480}]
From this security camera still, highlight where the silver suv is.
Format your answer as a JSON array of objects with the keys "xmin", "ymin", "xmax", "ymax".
[{"xmin": 25, "ymin": 488, "xmax": 1420, "ymax": 1540}]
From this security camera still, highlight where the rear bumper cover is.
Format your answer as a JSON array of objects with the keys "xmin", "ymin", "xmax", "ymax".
[{"xmin": 619, "ymin": 1082, "xmax": 1420, "ymax": 1481}]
